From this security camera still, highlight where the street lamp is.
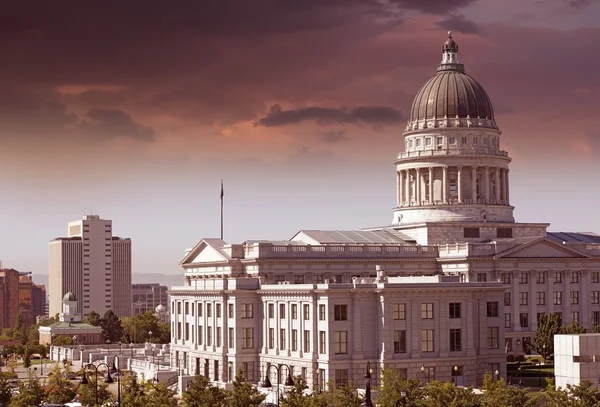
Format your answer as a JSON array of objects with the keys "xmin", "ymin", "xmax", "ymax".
[
  {"xmin": 420, "ymin": 366, "xmax": 426, "ymax": 384},
  {"xmin": 110, "ymin": 356, "xmax": 122, "ymax": 406},
  {"xmin": 495, "ymin": 369, "xmax": 500, "ymax": 381},
  {"xmin": 260, "ymin": 364, "xmax": 294, "ymax": 407},
  {"xmin": 80, "ymin": 362, "xmax": 113, "ymax": 406},
  {"xmin": 106, "ymin": 339, "xmax": 111, "ymax": 352},
  {"xmin": 453, "ymin": 366, "xmax": 458, "ymax": 385},
  {"xmin": 118, "ymin": 341, "xmax": 122, "ymax": 355},
  {"xmin": 364, "ymin": 361, "xmax": 374, "ymax": 407},
  {"xmin": 129, "ymin": 343, "xmax": 134, "ymax": 358},
  {"xmin": 148, "ymin": 330, "xmax": 153, "ymax": 343},
  {"xmin": 400, "ymin": 391, "xmax": 407, "ymax": 406}
]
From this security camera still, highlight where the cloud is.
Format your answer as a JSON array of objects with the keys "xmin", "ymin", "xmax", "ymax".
[
  {"xmin": 79, "ymin": 109, "xmax": 154, "ymax": 141},
  {"xmin": 321, "ymin": 130, "xmax": 350, "ymax": 143},
  {"xmin": 256, "ymin": 104, "xmax": 404, "ymax": 127},
  {"xmin": 288, "ymin": 146, "xmax": 334, "ymax": 164},
  {"xmin": 435, "ymin": 15, "xmax": 481, "ymax": 34},
  {"xmin": 567, "ymin": 0, "xmax": 592, "ymax": 8}
]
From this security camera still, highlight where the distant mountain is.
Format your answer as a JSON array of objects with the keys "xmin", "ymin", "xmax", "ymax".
[{"xmin": 32, "ymin": 272, "xmax": 184, "ymax": 290}]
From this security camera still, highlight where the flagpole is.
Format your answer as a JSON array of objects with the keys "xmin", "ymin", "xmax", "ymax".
[{"xmin": 220, "ymin": 179, "xmax": 224, "ymax": 240}]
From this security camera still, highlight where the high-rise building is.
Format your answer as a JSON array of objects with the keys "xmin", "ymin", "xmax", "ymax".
[
  {"xmin": 32, "ymin": 283, "xmax": 47, "ymax": 321},
  {"xmin": 48, "ymin": 215, "xmax": 132, "ymax": 318},
  {"xmin": 0, "ymin": 269, "xmax": 21, "ymax": 332},
  {"xmin": 132, "ymin": 283, "xmax": 169, "ymax": 315},
  {"xmin": 19, "ymin": 276, "xmax": 34, "ymax": 327}
]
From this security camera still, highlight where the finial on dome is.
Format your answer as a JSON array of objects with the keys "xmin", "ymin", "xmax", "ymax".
[{"xmin": 448, "ymin": 31, "xmax": 452, "ymax": 38}]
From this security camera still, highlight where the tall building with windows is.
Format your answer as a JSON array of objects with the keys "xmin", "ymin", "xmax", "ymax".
[
  {"xmin": 132, "ymin": 283, "xmax": 169, "ymax": 315},
  {"xmin": 48, "ymin": 215, "xmax": 132, "ymax": 318},
  {"xmin": 0, "ymin": 268, "xmax": 21, "ymax": 332},
  {"xmin": 169, "ymin": 32, "xmax": 600, "ymax": 390}
]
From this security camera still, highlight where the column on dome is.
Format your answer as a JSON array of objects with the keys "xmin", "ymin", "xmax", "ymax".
[
  {"xmin": 397, "ymin": 171, "xmax": 403, "ymax": 207},
  {"xmin": 471, "ymin": 166, "xmax": 477, "ymax": 203},
  {"xmin": 457, "ymin": 166, "xmax": 463, "ymax": 203},
  {"xmin": 416, "ymin": 168, "xmax": 421, "ymax": 205},
  {"xmin": 428, "ymin": 167, "xmax": 433, "ymax": 205},
  {"xmin": 494, "ymin": 168, "xmax": 501, "ymax": 204},
  {"xmin": 505, "ymin": 169, "xmax": 510, "ymax": 204},
  {"xmin": 500, "ymin": 168, "xmax": 506, "ymax": 204},
  {"xmin": 442, "ymin": 166, "xmax": 448, "ymax": 204},
  {"xmin": 404, "ymin": 170, "xmax": 410, "ymax": 205},
  {"xmin": 484, "ymin": 166, "xmax": 490, "ymax": 202}
]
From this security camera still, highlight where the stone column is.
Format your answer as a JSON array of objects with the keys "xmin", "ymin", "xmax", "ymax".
[
  {"xmin": 471, "ymin": 166, "xmax": 477, "ymax": 203},
  {"xmin": 398, "ymin": 171, "xmax": 404, "ymax": 206},
  {"xmin": 263, "ymin": 302, "xmax": 269, "ymax": 353},
  {"xmin": 484, "ymin": 166, "xmax": 490, "ymax": 202},
  {"xmin": 416, "ymin": 168, "xmax": 421, "ymax": 206},
  {"xmin": 428, "ymin": 167, "xmax": 433, "ymax": 204},
  {"xmin": 404, "ymin": 170, "xmax": 410, "ymax": 204},
  {"xmin": 505, "ymin": 169, "xmax": 510, "ymax": 204},
  {"xmin": 500, "ymin": 168, "xmax": 506, "ymax": 204},
  {"xmin": 494, "ymin": 168, "xmax": 501, "ymax": 203},
  {"xmin": 457, "ymin": 166, "xmax": 463, "ymax": 203},
  {"xmin": 442, "ymin": 166, "xmax": 448, "ymax": 204}
]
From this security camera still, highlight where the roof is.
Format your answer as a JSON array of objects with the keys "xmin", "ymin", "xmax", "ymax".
[
  {"xmin": 63, "ymin": 292, "xmax": 77, "ymax": 301},
  {"xmin": 291, "ymin": 229, "xmax": 412, "ymax": 245},
  {"xmin": 547, "ymin": 232, "xmax": 600, "ymax": 244},
  {"xmin": 46, "ymin": 321, "xmax": 101, "ymax": 330}
]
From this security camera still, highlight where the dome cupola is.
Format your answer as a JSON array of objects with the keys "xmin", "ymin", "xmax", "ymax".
[{"xmin": 406, "ymin": 32, "xmax": 497, "ymax": 133}]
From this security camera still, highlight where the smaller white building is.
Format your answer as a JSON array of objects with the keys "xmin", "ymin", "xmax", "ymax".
[{"xmin": 555, "ymin": 333, "xmax": 600, "ymax": 389}]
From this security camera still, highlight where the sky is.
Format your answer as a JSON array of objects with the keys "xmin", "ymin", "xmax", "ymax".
[{"xmin": 0, "ymin": 0, "xmax": 599, "ymax": 277}]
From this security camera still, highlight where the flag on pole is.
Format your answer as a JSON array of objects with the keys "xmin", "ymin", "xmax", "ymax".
[{"xmin": 220, "ymin": 179, "xmax": 224, "ymax": 199}]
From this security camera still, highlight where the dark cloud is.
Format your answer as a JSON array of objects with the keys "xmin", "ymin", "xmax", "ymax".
[
  {"xmin": 79, "ymin": 109, "xmax": 154, "ymax": 141},
  {"xmin": 390, "ymin": 0, "xmax": 479, "ymax": 14},
  {"xmin": 321, "ymin": 130, "xmax": 350, "ymax": 143},
  {"xmin": 567, "ymin": 0, "xmax": 592, "ymax": 8},
  {"xmin": 435, "ymin": 15, "xmax": 481, "ymax": 34},
  {"xmin": 256, "ymin": 104, "xmax": 404, "ymax": 127}
]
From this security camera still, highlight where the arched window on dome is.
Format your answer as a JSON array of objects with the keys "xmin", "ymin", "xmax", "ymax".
[{"xmin": 449, "ymin": 178, "xmax": 458, "ymax": 198}]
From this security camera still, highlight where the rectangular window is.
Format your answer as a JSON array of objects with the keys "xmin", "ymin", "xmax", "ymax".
[
  {"xmin": 216, "ymin": 327, "xmax": 221, "ymax": 347},
  {"xmin": 269, "ymin": 328, "xmax": 274, "ymax": 349},
  {"xmin": 229, "ymin": 328, "xmax": 234, "ymax": 348},
  {"xmin": 570, "ymin": 291, "xmax": 579, "ymax": 305},
  {"xmin": 553, "ymin": 291, "xmax": 562, "ymax": 305},
  {"xmin": 275, "ymin": 275, "xmax": 285, "ymax": 283},
  {"xmin": 450, "ymin": 329, "xmax": 462, "ymax": 352},
  {"xmin": 593, "ymin": 311, "xmax": 600, "ymax": 325},
  {"xmin": 185, "ymin": 302, "xmax": 190, "ymax": 314},
  {"xmin": 536, "ymin": 292, "xmax": 545, "ymax": 305},
  {"xmin": 571, "ymin": 272, "xmax": 579, "ymax": 284},
  {"xmin": 421, "ymin": 329, "xmax": 434, "ymax": 352},
  {"xmin": 426, "ymin": 137, "xmax": 432, "ymax": 146},
  {"xmin": 228, "ymin": 304, "xmax": 233, "ymax": 318},
  {"xmin": 519, "ymin": 292, "xmax": 528, "ymax": 306},
  {"xmin": 304, "ymin": 330, "xmax": 310, "ymax": 352},
  {"xmin": 501, "ymin": 273, "xmax": 511, "ymax": 284},
  {"xmin": 334, "ymin": 304, "xmax": 348, "ymax": 321},
  {"xmin": 279, "ymin": 329, "xmax": 286, "ymax": 349},
  {"xmin": 437, "ymin": 136, "xmax": 443, "ymax": 145},
  {"xmin": 497, "ymin": 228, "xmax": 513, "ymax": 238},
  {"xmin": 555, "ymin": 312, "xmax": 563, "ymax": 326},
  {"xmin": 421, "ymin": 303, "xmax": 434, "ymax": 319},
  {"xmin": 520, "ymin": 313, "xmax": 529, "ymax": 328},
  {"xmin": 536, "ymin": 273, "xmax": 545, "ymax": 284},
  {"xmin": 242, "ymin": 304, "xmax": 253, "ymax": 319},
  {"xmin": 319, "ymin": 331, "xmax": 326, "ymax": 354},
  {"xmin": 207, "ymin": 327, "xmax": 212, "ymax": 346},
  {"xmin": 461, "ymin": 136, "xmax": 468, "ymax": 144},
  {"xmin": 294, "ymin": 275, "xmax": 304, "ymax": 284},
  {"xmin": 314, "ymin": 274, "xmax": 324, "ymax": 284},
  {"xmin": 487, "ymin": 327, "xmax": 499, "ymax": 349},
  {"xmin": 393, "ymin": 303, "xmax": 406, "ymax": 320},
  {"xmin": 242, "ymin": 362, "xmax": 255, "ymax": 381},
  {"xmin": 216, "ymin": 304, "xmax": 221, "ymax": 318},
  {"xmin": 571, "ymin": 312, "xmax": 580, "ymax": 322},
  {"xmin": 393, "ymin": 330, "xmax": 406, "ymax": 353},
  {"xmin": 504, "ymin": 313, "xmax": 511, "ymax": 328},
  {"xmin": 593, "ymin": 291, "xmax": 600, "ymax": 304},
  {"xmin": 416, "ymin": 138, "xmax": 422, "ymax": 147},
  {"xmin": 477, "ymin": 273, "xmax": 487, "ymax": 282},
  {"xmin": 197, "ymin": 304, "xmax": 202, "ymax": 317},
  {"xmin": 292, "ymin": 329, "xmax": 298, "ymax": 351},
  {"xmin": 335, "ymin": 369, "xmax": 349, "ymax": 387},
  {"xmin": 207, "ymin": 304, "xmax": 212, "ymax": 318},
  {"xmin": 334, "ymin": 331, "xmax": 348, "ymax": 355},
  {"xmin": 268, "ymin": 303, "xmax": 274, "ymax": 318},
  {"xmin": 464, "ymin": 228, "xmax": 480, "ymax": 238},
  {"xmin": 292, "ymin": 304, "xmax": 298, "ymax": 320},
  {"xmin": 449, "ymin": 302, "xmax": 461, "ymax": 318},
  {"xmin": 319, "ymin": 305, "xmax": 326, "ymax": 321},
  {"xmin": 303, "ymin": 304, "xmax": 310, "ymax": 320},
  {"xmin": 279, "ymin": 304, "xmax": 286, "ymax": 319},
  {"xmin": 242, "ymin": 328, "xmax": 254, "ymax": 349},
  {"xmin": 504, "ymin": 292, "xmax": 511, "ymax": 306},
  {"xmin": 487, "ymin": 302, "xmax": 499, "ymax": 317},
  {"xmin": 449, "ymin": 136, "xmax": 456, "ymax": 144},
  {"xmin": 592, "ymin": 272, "xmax": 600, "ymax": 283},
  {"xmin": 519, "ymin": 273, "xmax": 528, "ymax": 284},
  {"xmin": 554, "ymin": 272, "xmax": 562, "ymax": 284}
]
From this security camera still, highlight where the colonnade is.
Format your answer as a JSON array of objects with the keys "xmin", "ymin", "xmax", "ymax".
[{"xmin": 396, "ymin": 165, "xmax": 509, "ymax": 206}]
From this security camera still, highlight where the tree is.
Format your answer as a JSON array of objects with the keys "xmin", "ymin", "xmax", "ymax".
[
  {"xmin": 376, "ymin": 368, "xmax": 425, "ymax": 407},
  {"xmin": 281, "ymin": 376, "xmax": 310, "ymax": 407},
  {"xmin": 119, "ymin": 373, "xmax": 147, "ymax": 407},
  {"xmin": 77, "ymin": 376, "xmax": 113, "ymax": 407},
  {"xmin": 532, "ymin": 312, "xmax": 560, "ymax": 361},
  {"xmin": 543, "ymin": 379, "xmax": 600, "ymax": 407},
  {"xmin": 421, "ymin": 381, "xmax": 481, "ymax": 407},
  {"xmin": 325, "ymin": 381, "xmax": 363, "ymax": 407},
  {"xmin": 53, "ymin": 335, "xmax": 74, "ymax": 346},
  {"xmin": 181, "ymin": 374, "xmax": 228, "ymax": 407},
  {"xmin": 9, "ymin": 373, "xmax": 46, "ymax": 407},
  {"xmin": 560, "ymin": 320, "xmax": 586, "ymax": 335},
  {"xmin": 44, "ymin": 364, "xmax": 77, "ymax": 404},
  {"xmin": 122, "ymin": 311, "xmax": 161, "ymax": 344},
  {"xmin": 101, "ymin": 309, "xmax": 124, "ymax": 343},
  {"xmin": 87, "ymin": 310, "xmax": 103, "ymax": 327},
  {"xmin": 22, "ymin": 346, "xmax": 31, "ymax": 368},
  {"xmin": 145, "ymin": 382, "xmax": 178, "ymax": 407},
  {"xmin": 228, "ymin": 369, "xmax": 266, "ymax": 407},
  {"xmin": 0, "ymin": 376, "xmax": 12, "ymax": 405},
  {"xmin": 480, "ymin": 373, "xmax": 535, "ymax": 407}
]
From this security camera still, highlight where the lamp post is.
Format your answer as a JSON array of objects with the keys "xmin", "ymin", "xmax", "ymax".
[
  {"xmin": 130, "ymin": 343, "xmax": 134, "ymax": 358},
  {"xmin": 260, "ymin": 364, "xmax": 294, "ymax": 407},
  {"xmin": 110, "ymin": 356, "xmax": 122, "ymax": 406},
  {"xmin": 148, "ymin": 330, "xmax": 153, "ymax": 343},
  {"xmin": 118, "ymin": 341, "xmax": 122, "ymax": 355},
  {"xmin": 106, "ymin": 339, "xmax": 111, "ymax": 352},
  {"xmin": 495, "ymin": 369, "xmax": 500, "ymax": 381},
  {"xmin": 80, "ymin": 362, "xmax": 113, "ymax": 406},
  {"xmin": 420, "ymin": 366, "xmax": 426, "ymax": 384},
  {"xmin": 453, "ymin": 365, "xmax": 458, "ymax": 385},
  {"xmin": 538, "ymin": 344, "xmax": 546, "ymax": 389},
  {"xmin": 400, "ymin": 391, "xmax": 407, "ymax": 406},
  {"xmin": 364, "ymin": 361, "xmax": 374, "ymax": 407}
]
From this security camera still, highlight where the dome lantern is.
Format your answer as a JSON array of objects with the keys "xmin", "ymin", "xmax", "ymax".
[{"xmin": 438, "ymin": 31, "xmax": 464, "ymax": 73}]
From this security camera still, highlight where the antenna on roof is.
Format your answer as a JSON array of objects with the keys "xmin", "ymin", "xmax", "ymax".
[{"xmin": 220, "ymin": 179, "xmax": 224, "ymax": 240}]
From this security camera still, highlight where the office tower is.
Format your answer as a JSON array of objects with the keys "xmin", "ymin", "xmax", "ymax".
[
  {"xmin": 49, "ymin": 215, "xmax": 132, "ymax": 318},
  {"xmin": 132, "ymin": 283, "xmax": 169, "ymax": 315},
  {"xmin": 0, "ymin": 269, "xmax": 21, "ymax": 331}
]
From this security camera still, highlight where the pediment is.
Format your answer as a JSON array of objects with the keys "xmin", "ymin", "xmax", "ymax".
[
  {"xmin": 496, "ymin": 238, "xmax": 590, "ymax": 259},
  {"xmin": 180, "ymin": 239, "xmax": 229, "ymax": 266}
]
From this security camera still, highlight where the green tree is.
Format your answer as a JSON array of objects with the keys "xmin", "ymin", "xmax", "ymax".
[
  {"xmin": 122, "ymin": 311, "xmax": 161, "ymax": 343},
  {"xmin": 543, "ymin": 379, "xmax": 600, "ymax": 406},
  {"xmin": 53, "ymin": 335, "xmax": 74, "ymax": 346},
  {"xmin": 421, "ymin": 381, "xmax": 481, "ymax": 407},
  {"xmin": 281, "ymin": 376, "xmax": 311, "ymax": 407},
  {"xmin": 0, "ymin": 376, "xmax": 12, "ymax": 405},
  {"xmin": 376, "ymin": 368, "xmax": 425, "ymax": 407},
  {"xmin": 532, "ymin": 312, "xmax": 560, "ymax": 361},
  {"xmin": 325, "ymin": 381, "xmax": 363, "ymax": 407},
  {"xmin": 9, "ymin": 373, "xmax": 46, "ymax": 407},
  {"xmin": 87, "ymin": 310, "xmax": 103, "ymax": 327},
  {"xmin": 101, "ymin": 309, "xmax": 124, "ymax": 343},
  {"xmin": 22, "ymin": 346, "xmax": 31, "ymax": 368},
  {"xmin": 228, "ymin": 369, "xmax": 266, "ymax": 407},
  {"xmin": 44, "ymin": 363, "xmax": 77, "ymax": 404},
  {"xmin": 119, "ymin": 373, "xmax": 147, "ymax": 407},
  {"xmin": 480, "ymin": 373, "xmax": 535, "ymax": 407},
  {"xmin": 181, "ymin": 374, "xmax": 228, "ymax": 407},
  {"xmin": 78, "ymin": 376, "xmax": 114, "ymax": 407},
  {"xmin": 560, "ymin": 320, "xmax": 586, "ymax": 335},
  {"xmin": 591, "ymin": 323, "xmax": 600, "ymax": 333},
  {"xmin": 14, "ymin": 314, "xmax": 22, "ymax": 332},
  {"xmin": 145, "ymin": 382, "xmax": 178, "ymax": 407}
]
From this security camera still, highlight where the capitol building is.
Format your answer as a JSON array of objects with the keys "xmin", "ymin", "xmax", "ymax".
[{"xmin": 168, "ymin": 32, "xmax": 600, "ymax": 390}]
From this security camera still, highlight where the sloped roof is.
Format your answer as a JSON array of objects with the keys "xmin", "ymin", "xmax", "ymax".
[
  {"xmin": 291, "ymin": 229, "xmax": 410, "ymax": 245},
  {"xmin": 547, "ymin": 232, "xmax": 600, "ymax": 244},
  {"xmin": 47, "ymin": 321, "xmax": 100, "ymax": 330}
]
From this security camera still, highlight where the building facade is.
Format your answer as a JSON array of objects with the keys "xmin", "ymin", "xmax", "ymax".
[
  {"xmin": 48, "ymin": 215, "xmax": 132, "ymax": 318},
  {"xmin": 132, "ymin": 283, "xmax": 169, "ymax": 315},
  {"xmin": 168, "ymin": 32, "xmax": 600, "ymax": 390},
  {"xmin": 0, "ymin": 269, "xmax": 21, "ymax": 332}
]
